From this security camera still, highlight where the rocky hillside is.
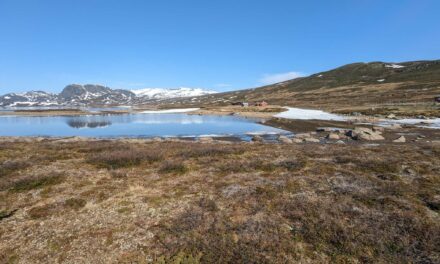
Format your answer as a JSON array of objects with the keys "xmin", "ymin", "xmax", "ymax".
[
  {"xmin": 160, "ymin": 60, "xmax": 440, "ymax": 116},
  {"xmin": 0, "ymin": 91, "xmax": 58, "ymax": 107},
  {"xmin": 0, "ymin": 85, "xmax": 136, "ymax": 107},
  {"xmin": 59, "ymin": 84, "xmax": 136, "ymax": 105}
]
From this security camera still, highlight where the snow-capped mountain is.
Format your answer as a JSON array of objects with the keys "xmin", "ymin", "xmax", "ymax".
[
  {"xmin": 0, "ymin": 91, "xmax": 58, "ymax": 107},
  {"xmin": 131, "ymin": 87, "xmax": 218, "ymax": 100},
  {"xmin": 59, "ymin": 84, "xmax": 136, "ymax": 105},
  {"xmin": 0, "ymin": 85, "xmax": 217, "ymax": 107}
]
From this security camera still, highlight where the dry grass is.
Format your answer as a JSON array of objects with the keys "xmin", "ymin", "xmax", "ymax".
[
  {"xmin": 159, "ymin": 160, "xmax": 188, "ymax": 175},
  {"xmin": 0, "ymin": 139, "xmax": 439, "ymax": 263},
  {"xmin": 87, "ymin": 146, "xmax": 163, "ymax": 169}
]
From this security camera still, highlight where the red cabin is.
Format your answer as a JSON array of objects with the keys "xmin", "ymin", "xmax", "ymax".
[{"xmin": 255, "ymin": 101, "xmax": 268, "ymax": 107}]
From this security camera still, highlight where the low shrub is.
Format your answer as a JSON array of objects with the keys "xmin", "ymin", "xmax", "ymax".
[
  {"xmin": 178, "ymin": 145, "xmax": 245, "ymax": 158},
  {"xmin": 110, "ymin": 170, "xmax": 128, "ymax": 179},
  {"xmin": 278, "ymin": 160, "xmax": 306, "ymax": 171},
  {"xmin": 360, "ymin": 160, "xmax": 400, "ymax": 175},
  {"xmin": 0, "ymin": 159, "xmax": 31, "ymax": 178},
  {"xmin": 87, "ymin": 148, "xmax": 162, "ymax": 169},
  {"xmin": 11, "ymin": 173, "xmax": 64, "ymax": 192},
  {"xmin": 64, "ymin": 198, "xmax": 87, "ymax": 210},
  {"xmin": 0, "ymin": 210, "xmax": 16, "ymax": 221},
  {"xmin": 159, "ymin": 161, "xmax": 188, "ymax": 175},
  {"xmin": 197, "ymin": 197, "xmax": 218, "ymax": 212},
  {"xmin": 28, "ymin": 203, "xmax": 58, "ymax": 219},
  {"xmin": 217, "ymin": 159, "xmax": 276, "ymax": 173}
]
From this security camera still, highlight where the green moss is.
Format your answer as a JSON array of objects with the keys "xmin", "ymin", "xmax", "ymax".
[
  {"xmin": 0, "ymin": 210, "xmax": 15, "ymax": 221},
  {"xmin": 117, "ymin": 206, "xmax": 133, "ymax": 214},
  {"xmin": 154, "ymin": 252, "xmax": 202, "ymax": 264},
  {"xmin": 11, "ymin": 175, "xmax": 64, "ymax": 192},
  {"xmin": 64, "ymin": 198, "xmax": 87, "ymax": 210}
]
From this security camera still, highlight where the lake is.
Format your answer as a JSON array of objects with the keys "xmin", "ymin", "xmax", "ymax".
[{"xmin": 0, "ymin": 113, "xmax": 290, "ymax": 140}]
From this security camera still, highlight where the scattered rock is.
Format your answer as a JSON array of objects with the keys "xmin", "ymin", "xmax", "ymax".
[
  {"xmin": 372, "ymin": 126, "xmax": 384, "ymax": 132},
  {"xmin": 295, "ymin": 133, "xmax": 312, "ymax": 139},
  {"xmin": 326, "ymin": 133, "xmax": 340, "ymax": 140},
  {"xmin": 251, "ymin": 135, "xmax": 264, "ymax": 142},
  {"xmin": 358, "ymin": 132, "xmax": 385, "ymax": 141},
  {"xmin": 346, "ymin": 127, "xmax": 384, "ymax": 141},
  {"xmin": 304, "ymin": 138, "xmax": 320, "ymax": 143},
  {"xmin": 338, "ymin": 134, "xmax": 350, "ymax": 140},
  {"xmin": 278, "ymin": 135, "xmax": 293, "ymax": 144},
  {"xmin": 393, "ymin": 136, "xmax": 406, "ymax": 143},
  {"xmin": 316, "ymin": 127, "xmax": 333, "ymax": 132},
  {"xmin": 387, "ymin": 114, "xmax": 397, "ymax": 119},
  {"xmin": 335, "ymin": 140, "xmax": 345, "ymax": 144},
  {"xmin": 292, "ymin": 138, "xmax": 303, "ymax": 143},
  {"xmin": 387, "ymin": 124, "xmax": 402, "ymax": 130},
  {"xmin": 336, "ymin": 129, "xmax": 350, "ymax": 135},
  {"xmin": 387, "ymin": 123, "xmax": 402, "ymax": 130}
]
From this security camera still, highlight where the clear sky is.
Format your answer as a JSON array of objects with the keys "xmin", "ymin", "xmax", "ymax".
[{"xmin": 0, "ymin": 0, "xmax": 439, "ymax": 94}]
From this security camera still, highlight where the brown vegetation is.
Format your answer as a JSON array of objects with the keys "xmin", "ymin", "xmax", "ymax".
[{"xmin": 0, "ymin": 139, "xmax": 439, "ymax": 263}]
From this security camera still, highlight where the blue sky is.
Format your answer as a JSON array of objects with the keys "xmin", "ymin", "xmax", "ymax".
[{"xmin": 0, "ymin": 0, "xmax": 439, "ymax": 94}]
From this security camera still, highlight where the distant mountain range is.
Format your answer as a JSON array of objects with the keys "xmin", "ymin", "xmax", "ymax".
[
  {"xmin": 0, "ymin": 85, "xmax": 217, "ymax": 107},
  {"xmin": 2, "ymin": 60, "xmax": 439, "ymax": 110},
  {"xmin": 131, "ymin": 87, "xmax": 217, "ymax": 100}
]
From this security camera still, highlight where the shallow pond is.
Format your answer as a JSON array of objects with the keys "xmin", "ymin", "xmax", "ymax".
[{"xmin": 0, "ymin": 113, "xmax": 290, "ymax": 140}]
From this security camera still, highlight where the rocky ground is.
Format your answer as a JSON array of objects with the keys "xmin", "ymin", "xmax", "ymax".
[
  {"xmin": 265, "ymin": 117, "xmax": 440, "ymax": 143},
  {"xmin": 0, "ymin": 129, "xmax": 439, "ymax": 263}
]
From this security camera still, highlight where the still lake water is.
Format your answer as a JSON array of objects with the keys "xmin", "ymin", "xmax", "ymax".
[{"xmin": 0, "ymin": 113, "xmax": 289, "ymax": 139}]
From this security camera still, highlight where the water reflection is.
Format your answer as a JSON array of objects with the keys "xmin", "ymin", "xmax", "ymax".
[
  {"xmin": 67, "ymin": 119, "xmax": 112, "ymax": 129},
  {"xmin": 0, "ymin": 113, "xmax": 290, "ymax": 138}
]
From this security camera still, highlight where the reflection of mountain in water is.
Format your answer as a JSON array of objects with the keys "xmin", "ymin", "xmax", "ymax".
[
  {"xmin": 1, "ymin": 113, "xmax": 289, "ymax": 138},
  {"xmin": 67, "ymin": 119, "xmax": 112, "ymax": 129}
]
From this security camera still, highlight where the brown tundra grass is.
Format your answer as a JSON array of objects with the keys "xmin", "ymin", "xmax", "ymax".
[{"xmin": 0, "ymin": 140, "xmax": 439, "ymax": 263}]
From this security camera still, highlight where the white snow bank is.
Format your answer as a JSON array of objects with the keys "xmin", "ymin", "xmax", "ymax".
[
  {"xmin": 385, "ymin": 64, "xmax": 405, "ymax": 69},
  {"xmin": 140, "ymin": 108, "xmax": 200, "ymax": 114},
  {"xmin": 274, "ymin": 107, "xmax": 346, "ymax": 121},
  {"xmin": 381, "ymin": 118, "xmax": 440, "ymax": 129}
]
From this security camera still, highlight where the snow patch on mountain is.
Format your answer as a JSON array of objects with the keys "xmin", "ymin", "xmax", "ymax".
[
  {"xmin": 385, "ymin": 64, "xmax": 405, "ymax": 69},
  {"xmin": 132, "ymin": 87, "xmax": 218, "ymax": 99},
  {"xmin": 0, "ymin": 91, "xmax": 59, "ymax": 107}
]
